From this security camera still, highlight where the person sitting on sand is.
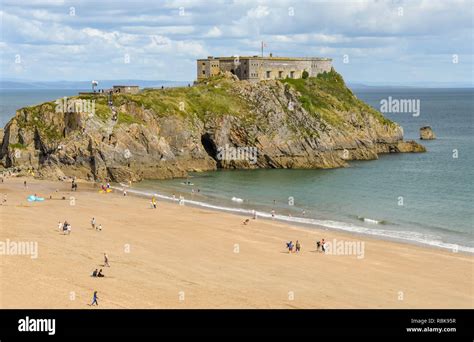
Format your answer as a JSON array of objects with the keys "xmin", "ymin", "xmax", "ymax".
[
  {"xmin": 92, "ymin": 269, "xmax": 98, "ymax": 277},
  {"xmin": 97, "ymin": 269, "xmax": 104, "ymax": 278},
  {"xmin": 316, "ymin": 241, "xmax": 321, "ymax": 252},
  {"xmin": 243, "ymin": 219, "xmax": 250, "ymax": 225},
  {"xmin": 97, "ymin": 224, "xmax": 102, "ymax": 231},
  {"xmin": 62, "ymin": 221, "xmax": 69, "ymax": 234},
  {"xmin": 295, "ymin": 240, "xmax": 301, "ymax": 253}
]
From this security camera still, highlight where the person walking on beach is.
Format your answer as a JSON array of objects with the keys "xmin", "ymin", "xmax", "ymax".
[
  {"xmin": 271, "ymin": 209, "xmax": 275, "ymax": 219},
  {"xmin": 286, "ymin": 241, "xmax": 294, "ymax": 253},
  {"xmin": 90, "ymin": 291, "xmax": 99, "ymax": 306},
  {"xmin": 104, "ymin": 253, "xmax": 110, "ymax": 267},
  {"xmin": 152, "ymin": 196, "xmax": 157, "ymax": 209},
  {"xmin": 295, "ymin": 240, "xmax": 301, "ymax": 253},
  {"xmin": 23, "ymin": 180, "xmax": 27, "ymax": 188},
  {"xmin": 57, "ymin": 221, "xmax": 62, "ymax": 231},
  {"xmin": 321, "ymin": 238, "xmax": 326, "ymax": 253},
  {"xmin": 91, "ymin": 217, "xmax": 96, "ymax": 230}
]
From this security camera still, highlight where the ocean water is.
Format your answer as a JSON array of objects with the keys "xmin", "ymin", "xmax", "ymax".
[
  {"xmin": 0, "ymin": 89, "xmax": 88, "ymax": 127},
  {"xmin": 1, "ymin": 87, "xmax": 473, "ymax": 252}
]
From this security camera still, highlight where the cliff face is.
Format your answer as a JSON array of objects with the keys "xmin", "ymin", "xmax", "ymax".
[{"xmin": 0, "ymin": 70, "xmax": 425, "ymax": 181}]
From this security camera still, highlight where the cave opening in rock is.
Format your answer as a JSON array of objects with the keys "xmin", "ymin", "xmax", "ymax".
[{"xmin": 201, "ymin": 133, "xmax": 221, "ymax": 167}]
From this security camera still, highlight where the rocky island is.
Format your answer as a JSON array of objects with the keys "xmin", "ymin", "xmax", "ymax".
[{"xmin": 0, "ymin": 70, "xmax": 425, "ymax": 182}]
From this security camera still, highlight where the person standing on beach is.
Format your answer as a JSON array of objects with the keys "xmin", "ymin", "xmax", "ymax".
[
  {"xmin": 91, "ymin": 217, "xmax": 96, "ymax": 230},
  {"xmin": 104, "ymin": 253, "xmax": 110, "ymax": 267},
  {"xmin": 57, "ymin": 221, "xmax": 62, "ymax": 231},
  {"xmin": 24, "ymin": 180, "xmax": 27, "ymax": 188},
  {"xmin": 90, "ymin": 291, "xmax": 99, "ymax": 306},
  {"xmin": 295, "ymin": 240, "xmax": 301, "ymax": 253},
  {"xmin": 271, "ymin": 210, "xmax": 275, "ymax": 219}
]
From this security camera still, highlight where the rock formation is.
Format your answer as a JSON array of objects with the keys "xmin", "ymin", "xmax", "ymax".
[
  {"xmin": 0, "ymin": 70, "xmax": 425, "ymax": 182},
  {"xmin": 420, "ymin": 126, "xmax": 436, "ymax": 140}
]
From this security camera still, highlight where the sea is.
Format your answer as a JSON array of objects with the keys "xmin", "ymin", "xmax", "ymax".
[{"xmin": 1, "ymin": 87, "xmax": 472, "ymax": 253}]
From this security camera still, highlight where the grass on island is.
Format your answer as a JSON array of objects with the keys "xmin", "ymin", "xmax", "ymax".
[
  {"xmin": 11, "ymin": 70, "xmax": 394, "ymax": 145},
  {"xmin": 282, "ymin": 69, "xmax": 394, "ymax": 127}
]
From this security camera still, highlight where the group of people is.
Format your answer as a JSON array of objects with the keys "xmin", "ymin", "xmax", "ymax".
[
  {"xmin": 58, "ymin": 220, "xmax": 72, "ymax": 235},
  {"xmin": 100, "ymin": 183, "xmax": 111, "ymax": 192},
  {"xmin": 316, "ymin": 238, "xmax": 327, "ymax": 252},
  {"xmin": 285, "ymin": 239, "xmax": 327, "ymax": 253},
  {"xmin": 90, "ymin": 217, "xmax": 102, "ymax": 231},
  {"xmin": 91, "ymin": 269, "xmax": 105, "ymax": 277},
  {"xmin": 88, "ymin": 254, "xmax": 110, "ymax": 306},
  {"xmin": 286, "ymin": 240, "xmax": 302, "ymax": 253}
]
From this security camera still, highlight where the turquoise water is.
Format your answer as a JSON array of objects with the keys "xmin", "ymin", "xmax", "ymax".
[
  {"xmin": 1, "ymin": 88, "xmax": 473, "ymax": 252},
  {"xmin": 135, "ymin": 88, "xmax": 474, "ymax": 252}
]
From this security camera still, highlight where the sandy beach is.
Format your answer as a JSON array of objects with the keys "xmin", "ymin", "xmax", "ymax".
[{"xmin": 0, "ymin": 177, "xmax": 472, "ymax": 309}]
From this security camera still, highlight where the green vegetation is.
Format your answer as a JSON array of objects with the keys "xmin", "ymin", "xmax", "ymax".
[
  {"xmin": 9, "ymin": 143, "xmax": 27, "ymax": 149},
  {"xmin": 117, "ymin": 111, "xmax": 143, "ymax": 124},
  {"xmin": 114, "ymin": 75, "xmax": 251, "ymax": 121},
  {"xmin": 12, "ymin": 70, "xmax": 393, "ymax": 145},
  {"xmin": 15, "ymin": 102, "xmax": 63, "ymax": 141},
  {"xmin": 282, "ymin": 69, "xmax": 394, "ymax": 127},
  {"xmin": 302, "ymin": 70, "xmax": 309, "ymax": 79}
]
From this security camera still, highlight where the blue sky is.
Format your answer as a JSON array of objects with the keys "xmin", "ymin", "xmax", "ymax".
[{"xmin": 1, "ymin": 0, "xmax": 473, "ymax": 85}]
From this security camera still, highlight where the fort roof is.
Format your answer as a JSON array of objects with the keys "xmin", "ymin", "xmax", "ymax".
[{"xmin": 197, "ymin": 56, "xmax": 332, "ymax": 61}]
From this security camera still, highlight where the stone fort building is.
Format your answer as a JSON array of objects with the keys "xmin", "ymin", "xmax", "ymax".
[{"xmin": 197, "ymin": 55, "xmax": 332, "ymax": 82}]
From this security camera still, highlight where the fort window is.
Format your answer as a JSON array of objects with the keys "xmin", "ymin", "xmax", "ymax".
[
  {"xmin": 266, "ymin": 71, "xmax": 271, "ymax": 78},
  {"xmin": 278, "ymin": 71, "xmax": 283, "ymax": 78},
  {"xmin": 290, "ymin": 71, "xmax": 295, "ymax": 78},
  {"xmin": 202, "ymin": 70, "xmax": 205, "ymax": 75}
]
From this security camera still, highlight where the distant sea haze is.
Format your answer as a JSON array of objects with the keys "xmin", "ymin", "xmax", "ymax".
[{"xmin": 0, "ymin": 87, "xmax": 472, "ymax": 252}]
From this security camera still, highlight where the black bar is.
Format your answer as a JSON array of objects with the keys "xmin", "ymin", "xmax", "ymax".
[{"xmin": 0, "ymin": 309, "xmax": 471, "ymax": 338}]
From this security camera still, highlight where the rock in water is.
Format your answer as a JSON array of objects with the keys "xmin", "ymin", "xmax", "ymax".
[
  {"xmin": 420, "ymin": 126, "xmax": 436, "ymax": 140},
  {"xmin": 0, "ymin": 70, "xmax": 426, "ymax": 182}
]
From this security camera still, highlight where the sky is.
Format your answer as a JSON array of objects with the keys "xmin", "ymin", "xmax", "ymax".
[{"xmin": 1, "ymin": 0, "xmax": 473, "ymax": 85}]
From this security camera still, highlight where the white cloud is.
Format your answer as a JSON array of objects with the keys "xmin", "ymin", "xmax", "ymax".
[
  {"xmin": 205, "ymin": 26, "xmax": 222, "ymax": 38},
  {"xmin": 0, "ymin": 0, "xmax": 472, "ymax": 83}
]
